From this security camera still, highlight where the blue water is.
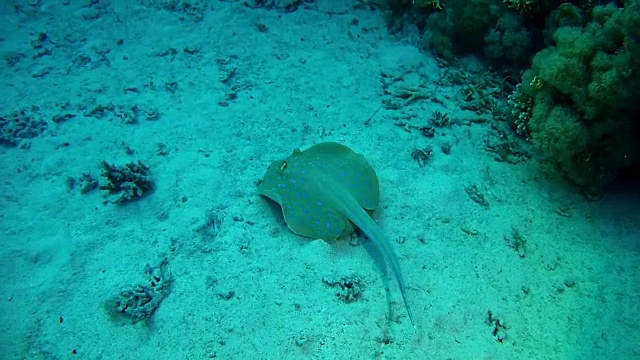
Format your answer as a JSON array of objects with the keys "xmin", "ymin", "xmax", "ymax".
[{"xmin": 1, "ymin": 1, "xmax": 638, "ymax": 359}]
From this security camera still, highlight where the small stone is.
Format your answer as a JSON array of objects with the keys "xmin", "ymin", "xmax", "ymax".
[{"xmin": 295, "ymin": 336, "xmax": 307, "ymax": 346}]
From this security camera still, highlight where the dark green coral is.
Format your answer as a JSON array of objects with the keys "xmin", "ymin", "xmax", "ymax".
[{"xmin": 510, "ymin": 2, "xmax": 640, "ymax": 190}]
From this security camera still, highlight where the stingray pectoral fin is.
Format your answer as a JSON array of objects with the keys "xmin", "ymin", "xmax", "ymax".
[{"xmin": 258, "ymin": 188, "xmax": 282, "ymax": 205}]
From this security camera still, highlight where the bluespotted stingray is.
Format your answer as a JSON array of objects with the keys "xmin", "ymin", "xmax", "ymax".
[{"xmin": 258, "ymin": 142, "xmax": 414, "ymax": 326}]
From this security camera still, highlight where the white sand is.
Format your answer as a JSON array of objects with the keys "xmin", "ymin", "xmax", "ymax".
[{"xmin": 1, "ymin": 1, "xmax": 638, "ymax": 359}]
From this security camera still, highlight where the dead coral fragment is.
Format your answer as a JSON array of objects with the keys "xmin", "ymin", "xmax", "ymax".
[
  {"xmin": 465, "ymin": 184, "xmax": 489, "ymax": 207},
  {"xmin": 105, "ymin": 257, "xmax": 173, "ymax": 324},
  {"xmin": 100, "ymin": 160, "xmax": 154, "ymax": 204},
  {"xmin": 411, "ymin": 146, "xmax": 433, "ymax": 167},
  {"xmin": 0, "ymin": 107, "xmax": 48, "ymax": 146},
  {"xmin": 322, "ymin": 276, "xmax": 365, "ymax": 303}
]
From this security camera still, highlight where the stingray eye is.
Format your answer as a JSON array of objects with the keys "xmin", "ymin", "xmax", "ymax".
[{"xmin": 280, "ymin": 161, "xmax": 288, "ymax": 171}]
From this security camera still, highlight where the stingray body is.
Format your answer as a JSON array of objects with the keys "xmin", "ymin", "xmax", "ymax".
[{"xmin": 258, "ymin": 142, "xmax": 414, "ymax": 326}]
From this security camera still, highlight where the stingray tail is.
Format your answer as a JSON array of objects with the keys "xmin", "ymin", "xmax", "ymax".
[{"xmin": 349, "ymin": 208, "xmax": 415, "ymax": 327}]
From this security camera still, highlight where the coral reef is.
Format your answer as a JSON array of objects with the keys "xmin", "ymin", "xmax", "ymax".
[
  {"xmin": 421, "ymin": 0, "xmax": 533, "ymax": 68},
  {"xmin": 509, "ymin": 2, "xmax": 640, "ymax": 190}
]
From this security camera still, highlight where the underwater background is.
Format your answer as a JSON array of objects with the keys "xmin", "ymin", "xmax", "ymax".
[{"xmin": 1, "ymin": 0, "xmax": 639, "ymax": 359}]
